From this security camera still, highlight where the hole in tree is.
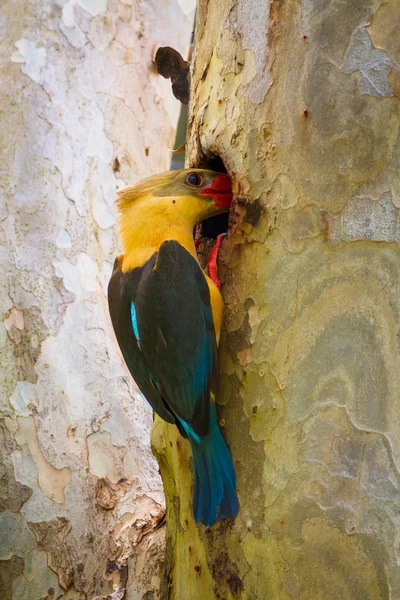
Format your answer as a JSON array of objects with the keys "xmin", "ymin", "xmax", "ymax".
[{"xmin": 197, "ymin": 152, "xmax": 229, "ymax": 240}]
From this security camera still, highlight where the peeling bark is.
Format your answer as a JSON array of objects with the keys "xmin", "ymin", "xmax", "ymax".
[
  {"xmin": 152, "ymin": 0, "xmax": 400, "ymax": 598},
  {"xmin": 0, "ymin": 1, "xmax": 193, "ymax": 598}
]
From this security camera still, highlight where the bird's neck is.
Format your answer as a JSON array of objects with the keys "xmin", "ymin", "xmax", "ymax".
[{"xmin": 118, "ymin": 203, "xmax": 197, "ymax": 272}]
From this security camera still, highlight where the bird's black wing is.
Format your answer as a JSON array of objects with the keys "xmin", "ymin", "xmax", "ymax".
[{"xmin": 134, "ymin": 240, "xmax": 217, "ymax": 437}]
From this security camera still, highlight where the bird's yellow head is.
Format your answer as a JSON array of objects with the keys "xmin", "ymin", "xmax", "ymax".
[
  {"xmin": 117, "ymin": 168, "xmax": 233, "ymax": 226},
  {"xmin": 116, "ymin": 169, "xmax": 233, "ymax": 270}
]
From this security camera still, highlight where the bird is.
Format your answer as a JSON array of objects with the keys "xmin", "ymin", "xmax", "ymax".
[{"xmin": 108, "ymin": 168, "xmax": 239, "ymax": 526}]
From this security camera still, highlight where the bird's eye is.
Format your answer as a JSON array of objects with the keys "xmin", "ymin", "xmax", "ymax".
[{"xmin": 185, "ymin": 172, "xmax": 203, "ymax": 187}]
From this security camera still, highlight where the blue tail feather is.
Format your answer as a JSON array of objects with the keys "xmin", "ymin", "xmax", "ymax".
[{"xmin": 177, "ymin": 405, "xmax": 239, "ymax": 525}]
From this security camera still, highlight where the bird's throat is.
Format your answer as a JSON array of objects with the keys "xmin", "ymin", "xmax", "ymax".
[{"xmin": 119, "ymin": 204, "xmax": 197, "ymax": 272}]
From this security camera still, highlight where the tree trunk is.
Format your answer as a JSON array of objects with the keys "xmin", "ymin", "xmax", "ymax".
[
  {"xmin": 0, "ymin": 1, "xmax": 193, "ymax": 598},
  {"xmin": 152, "ymin": 1, "xmax": 400, "ymax": 598}
]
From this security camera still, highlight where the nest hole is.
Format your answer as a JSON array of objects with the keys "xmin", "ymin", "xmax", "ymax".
[{"xmin": 197, "ymin": 153, "xmax": 230, "ymax": 239}]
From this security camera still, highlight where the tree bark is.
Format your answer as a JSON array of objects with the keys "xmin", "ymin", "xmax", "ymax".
[
  {"xmin": 0, "ymin": 1, "xmax": 193, "ymax": 598},
  {"xmin": 152, "ymin": 1, "xmax": 400, "ymax": 598}
]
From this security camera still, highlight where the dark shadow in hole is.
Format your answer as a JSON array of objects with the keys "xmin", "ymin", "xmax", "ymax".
[
  {"xmin": 199, "ymin": 213, "xmax": 229, "ymax": 239},
  {"xmin": 204, "ymin": 155, "xmax": 227, "ymax": 174},
  {"xmin": 193, "ymin": 150, "xmax": 227, "ymax": 173}
]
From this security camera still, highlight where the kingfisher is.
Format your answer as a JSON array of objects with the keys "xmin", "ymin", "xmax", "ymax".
[{"xmin": 108, "ymin": 169, "xmax": 239, "ymax": 525}]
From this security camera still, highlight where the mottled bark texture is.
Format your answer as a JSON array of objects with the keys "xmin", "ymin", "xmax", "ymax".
[
  {"xmin": 151, "ymin": 0, "xmax": 400, "ymax": 598},
  {"xmin": 0, "ymin": 1, "xmax": 193, "ymax": 598}
]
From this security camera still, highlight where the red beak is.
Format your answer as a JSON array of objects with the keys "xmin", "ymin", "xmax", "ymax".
[{"xmin": 199, "ymin": 174, "xmax": 233, "ymax": 208}]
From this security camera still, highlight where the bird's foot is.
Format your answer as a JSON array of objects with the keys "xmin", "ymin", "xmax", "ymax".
[{"xmin": 207, "ymin": 233, "xmax": 226, "ymax": 291}]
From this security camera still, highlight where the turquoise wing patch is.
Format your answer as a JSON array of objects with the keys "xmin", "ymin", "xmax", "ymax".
[{"xmin": 130, "ymin": 301, "xmax": 140, "ymax": 342}]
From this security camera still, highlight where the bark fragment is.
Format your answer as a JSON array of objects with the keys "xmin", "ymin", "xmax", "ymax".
[{"xmin": 155, "ymin": 47, "xmax": 190, "ymax": 105}]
